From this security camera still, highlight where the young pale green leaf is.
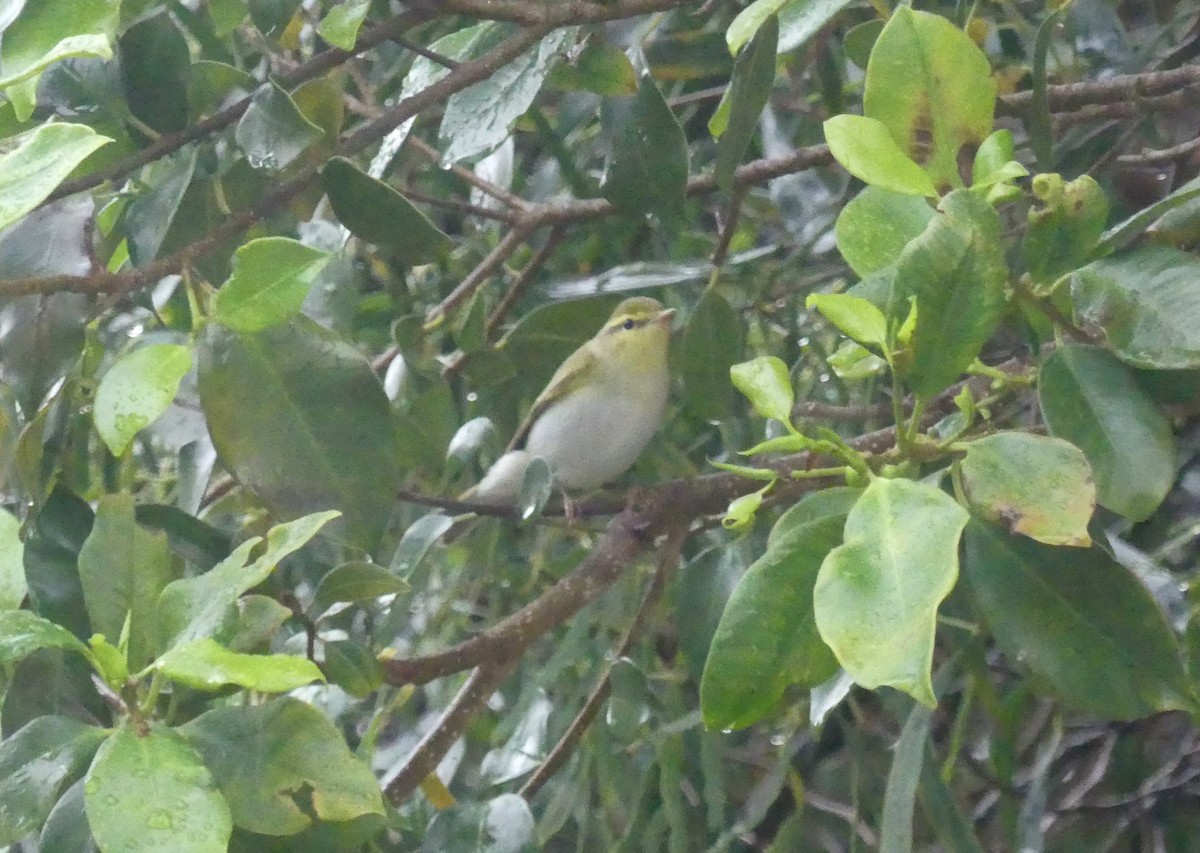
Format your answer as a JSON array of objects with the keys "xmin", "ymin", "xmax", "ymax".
[
  {"xmin": 0, "ymin": 509, "xmax": 27, "ymax": 610},
  {"xmin": 892, "ymin": 190, "xmax": 1008, "ymax": 397},
  {"xmin": 741, "ymin": 433, "xmax": 813, "ymax": 456},
  {"xmin": 93, "ymin": 343, "xmax": 192, "ymax": 456},
  {"xmin": 0, "ymin": 124, "xmax": 112, "ymax": 232},
  {"xmin": 88, "ymin": 633, "xmax": 128, "ymax": 688},
  {"xmin": 721, "ymin": 482, "xmax": 773, "ymax": 533},
  {"xmin": 713, "ymin": 15, "xmax": 777, "ymax": 192},
  {"xmin": 835, "ymin": 186, "xmax": 935, "ymax": 277},
  {"xmin": 965, "ymin": 522, "xmax": 1197, "ymax": 719},
  {"xmin": 315, "ymin": 0, "xmax": 368, "ymax": 50},
  {"xmin": 1022, "ymin": 173, "xmax": 1109, "ymax": 288},
  {"xmin": 824, "ymin": 115, "xmax": 937, "ymax": 198},
  {"xmin": 1038, "ymin": 345, "xmax": 1174, "ymax": 522},
  {"xmin": 814, "ymin": 478, "xmax": 968, "ymax": 707},
  {"xmin": 971, "ymin": 129, "xmax": 1028, "ymax": 190},
  {"xmin": 807, "ymin": 292, "xmax": 888, "ymax": 347},
  {"xmin": 157, "ymin": 510, "xmax": 340, "ymax": 650},
  {"xmin": 323, "ymin": 157, "xmax": 453, "ymax": 266},
  {"xmin": 77, "ymin": 493, "xmax": 175, "ymax": 670},
  {"xmin": 0, "ymin": 610, "xmax": 91, "ymax": 665},
  {"xmin": 234, "ymin": 80, "xmax": 322, "ymax": 171},
  {"xmin": 601, "ymin": 75, "xmax": 689, "ymax": 221},
  {"xmin": 960, "ymin": 433, "xmax": 1095, "ymax": 547},
  {"xmin": 152, "ymin": 638, "xmax": 324, "ymax": 692},
  {"xmin": 1069, "ymin": 246, "xmax": 1200, "ymax": 369},
  {"xmin": 730, "ymin": 356, "xmax": 794, "ymax": 423},
  {"xmin": 682, "ymin": 290, "xmax": 743, "ymax": 419},
  {"xmin": 546, "ymin": 37, "xmax": 637, "ymax": 95},
  {"xmin": 828, "ymin": 339, "xmax": 888, "ymax": 380},
  {"xmin": 440, "ymin": 27, "xmax": 577, "ymax": 164},
  {"xmin": 181, "ymin": 697, "xmax": 385, "ymax": 835},
  {"xmin": 213, "ymin": 237, "xmax": 330, "ymax": 332},
  {"xmin": 726, "ymin": 0, "xmax": 788, "ymax": 53},
  {"xmin": 0, "ymin": 716, "xmax": 107, "ymax": 846},
  {"xmin": 198, "ymin": 318, "xmax": 400, "ymax": 550},
  {"xmin": 85, "ymin": 726, "xmax": 232, "ymax": 853},
  {"xmin": 863, "ymin": 7, "xmax": 996, "ymax": 194},
  {"xmin": 701, "ymin": 514, "xmax": 843, "ymax": 729},
  {"xmin": 311, "ymin": 561, "xmax": 408, "ymax": 615},
  {"xmin": 0, "ymin": 0, "xmax": 118, "ymax": 117}
]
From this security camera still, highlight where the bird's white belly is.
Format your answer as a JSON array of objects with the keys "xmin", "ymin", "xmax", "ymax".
[{"xmin": 525, "ymin": 377, "xmax": 667, "ymax": 492}]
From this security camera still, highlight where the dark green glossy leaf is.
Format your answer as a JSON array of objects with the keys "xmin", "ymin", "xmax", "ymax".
[
  {"xmin": 425, "ymin": 793, "xmax": 535, "ymax": 853},
  {"xmin": 235, "ymin": 80, "xmax": 321, "ymax": 171},
  {"xmin": 248, "ymin": 0, "xmax": 300, "ymax": 39},
  {"xmin": 713, "ymin": 15, "xmax": 777, "ymax": 192},
  {"xmin": 124, "ymin": 146, "xmax": 199, "ymax": 266},
  {"xmin": 863, "ymin": 7, "xmax": 995, "ymax": 194},
  {"xmin": 701, "ymin": 513, "xmax": 843, "ymax": 729},
  {"xmin": 22, "ymin": 488, "xmax": 92, "ymax": 637},
  {"xmin": 965, "ymin": 521, "xmax": 1196, "ymax": 719},
  {"xmin": 321, "ymin": 639, "xmax": 383, "ymax": 698},
  {"xmin": 181, "ymin": 697, "xmax": 384, "ymax": 835},
  {"xmin": 815, "ymin": 478, "xmax": 967, "ymax": 707},
  {"xmin": 960, "ymin": 432, "xmax": 1094, "ymax": 547},
  {"xmin": 1098, "ymin": 174, "xmax": 1200, "ymax": 255},
  {"xmin": 894, "ymin": 190, "xmax": 1007, "ymax": 397},
  {"xmin": 77, "ymin": 493, "xmax": 175, "ymax": 670},
  {"xmin": 0, "ymin": 610, "xmax": 90, "ymax": 665},
  {"xmin": 601, "ymin": 75, "xmax": 688, "ymax": 222},
  {"xmin": 0, "ymin": 715, "xmax": 106, "ymax": 845},
  {"xmin": 323, "ymin": 157, "xmax": 452, "ymax": 265},
  {"xmin": 843, "ymin": 19, "xmax": 883, "ymax": 69},
  {"xmin": 778, "ymin": 0, "xmax": 857, "ymax": 53},
  {"xmin": 213, "ymin": 237, "xmax": 330, "ymax": 332},
  {"xmin": 197, "ymin": 318, "xmax": 401, "ymax": 550},
  {"xmin": 769, "ymin": 487, "xmax": 862, "ymax": 545},
  {"xmin": 119, "ymin": 12, "xmax": 190, "ymax": 133},
  {"xmin": 153, "ymin": 638, "xmax": 324, "ymax": 692},
  {"xmin": 1038, "ymin": 345, "xmax": 1174, "ymax": 522},
  {"xmin": 311, "ymin": 561, "xmax": 407, "ymax": 615},
  {"xmin": 93, "ymin": 343, "xmax": 192, "ymax": 456},
  {"xmin": 835, "ymin": 186, "xmax": 934, "ymax": 277},
  {"xmin": 499, "ymin": 295, "xmax": 621, "ymax": 393},
  {"xmin": 40, "ymin": 777, "xmax": 96, "ymax": 853},
  {"xmin": 1069, "ymin": 246, "xmax": 1200, "ymax": 369},
  {"xmin": 85, "ymin": 725, "xmax": 232, "ymax": 853},
  {"xmin": 388, "ymin": 513, "xmax": 453, "ymax": 581},
  {"xmin": 545, "ymin": 37, "xmax": 636, "ymax": 95},
  {"xmin": 880, "ymin": 700, "xmax": 932, "ymax": 853},
  {"xmin": 682, "ymin": 290, "xmax": 743, "ymax": 419},
  {"xmin": 1022, "ymin": 173, "xmax": 1109, "ymax": 288}
]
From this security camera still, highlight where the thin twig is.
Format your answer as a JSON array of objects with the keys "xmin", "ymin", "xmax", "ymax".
[
  {"xmin": 425, "ymin": 222, "xmax": 539, "ymax": 326},
  {"xmin": 1117, "ymin": 134, "xmax": 1200, "ymax": 165},
  {"xmin": 409, "ymin": 136, "xmax": 529, "ymax": 212}
]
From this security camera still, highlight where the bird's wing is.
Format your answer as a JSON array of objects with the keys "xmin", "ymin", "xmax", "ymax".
[{"xmin": 507, "ymin": 344, "xmax": 596, "ymax": 452}]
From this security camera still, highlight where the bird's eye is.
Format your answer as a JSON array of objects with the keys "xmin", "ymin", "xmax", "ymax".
[{"xmin": 622, "ymin": 318, "xmax": 635, "ymax": 330}]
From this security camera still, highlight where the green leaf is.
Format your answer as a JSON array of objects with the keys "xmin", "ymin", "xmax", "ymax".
[
  {"xmin": 93, "ymin": 343, "xmax": 192, "ymax": 456},
  {"xmin": 0, "ymin": 610, "xmax": 90, "ymax": 664},
  {"xmin": 814, "ymin": 478, "xmax": 968, "ymax": 707},
  {"xmin": 440, "ymin": 27, "xmax": 577, "ymax": 164},
  {"xmin": 880, "ymin": 700, "xmax": 932, "ymax": 853},
  {"xmin": 1038, "ymin": 345, "xmax": 1174, "ymax": 522},
  {"xmin": 234, "ymin": 80, "xmax": 322, "ymax": 171},
  {"xmin": 726, "ymin": 0, "xmax": 787, "ymax": 54},
  {"xmin": 713, "ymin": 15, "xmax": 777, "ymax": 192},
  {"xmin": 119, "ymin": 12, "xmax": 191, "ymax": 134},
  {"xmin": 88, "ymin": 634, "xmax": 128, "ymax": 688},
  {"xmin": 701, "ymin": 513, "xmax": 843, "ymax": 729},
  {"xmin": 77, "ymin": 494, "xmax": 174, "ymax": 670},
  {"xmin": 212, "ymin": 237, "xmax": 330, "ymax": 332},
  {"xmin": 682, "ymin": 290, "xmax": 743, "ymax": 419},
  {"xmin": 1097, "ymin": 174, "xmax": 1200, "ymax": 255},
  {"xmin": 0, "ymin": 716, "xmax": 106, "ymax": 845},
  {"xmin": 769, "ymin": 487, "xmax": 863, "ymax": 545},
  {"xmin": 835, "ymin": 186, "xmax": 934, "ymax": 277},
  {"xmin": 964, "ymin": 522, "xmax": 1197, "ymax": 719},
  {"xmin": 321, "ymin": 639, "xmax": 383, "ymax": 698},
  {"xmin": 721, "ymin": 482, "xmax": 773, "ymax": 533},
  {"xmin": 777, "ymin": 0, "xmax": 857, "ymax": 54},
  {"xmin": 601, "ymin": 74, "xmax": 689, "ymax": 221},
  {"xmin": 124, "ymin": 146, "xmax": 199, "ymax": 267},
  {"xmin": 153, "ymin": 638, "xmax": 324, "ymax": 692},
  {"xmin": 499, "ymin": 295, "xmax": 621, "ymax": 391},
  {"xmin": 730, "ymin": 356, "xmax": 794, "ymax": 423},
  {"xmin": 823, "ymin": 115, "xmax": 937, "ymax": 198},
  {"xmin": 0, "ymin": 508, "xmax": 27, "ymax": 610},
  {"xmin": 0, "ymin": 124, "xmax": 111, "ymax": 233},
  {"xmin": 1021, "ymin": 173, "xmax": 1109, "ymax": 288},
  {"xmin": 1068, "ymin": 246, "xmax": 1200, "ymax": 370},
  {"xmin": 315, "ymin": 0, "xmax": 368, "ymax": 50},
  {"xmin": 960, "ymin": 433, "xmax": 1095, "ymax": 547},
  {"xmin": 181, "ymin": 697, "xmax": 384, "ymax": 835},
  {"xmin": 157, "ymin": 510, "xmax": 339, "ymax": 650},
  {"xmin": 84, "ymin": 726, "xmax": 232, "ymax": 853},
  {"xmin": 893, "ymin": 190, "xmax": 1008, "ymax": 397},
  {"xmin": 389, "ymin": 513, "xmax": 454, "ymax": 580},
  {"xmin": 545, "ymin": 37, "xmax": 637, "ymax": 95},
  {"xmin": 197, "ymin": 317, "xmax": 401, "ymax": 550},
  {"xmin": 863, "ymin": 7, "xmax": 996, "ymax": 194},
  {"xmin": 0, "ymin": 0, "xmax": 118, "ymax": 118},
  {"xmin": 322, "ymin": 157, "xmax": 453, "ymax": 265},
  {"xmin": 806, "ymin": 293, "xmax": 887, "ymax": 347},
  {"xmin": 311, "ymin": 561, "xmax": 407, "ymax": 615},
  {"xmin": 971, "ymin": 129, "xmax": 1028, "ymax": 190}
]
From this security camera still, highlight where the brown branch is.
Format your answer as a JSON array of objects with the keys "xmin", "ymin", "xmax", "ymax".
[
  {"xmin": 997, "ymin": 63, "xmax": 1200, "ymax": 115},
  {"xmin": 519, "ymin": 523, "xmax": 687, "ymax": 799},
  {"xmin": 1116, "ymin": 133, "xmax": 1200, "ymax": 165},
  {"xmin": 419, "ymin": 0, "xmax": 697, "ymax": 26},
  {"xmin": 409, "ymin": 136, "xmax": 529, "ymax": 212},
  {"xmin": 427, "ymin": 222, "xmax": 540, "ymax": 326}
]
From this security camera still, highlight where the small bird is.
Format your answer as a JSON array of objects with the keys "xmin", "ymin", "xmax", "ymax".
[{"xmin": 463, "ymin": 296, "xmax": 674, "ymax": 507}]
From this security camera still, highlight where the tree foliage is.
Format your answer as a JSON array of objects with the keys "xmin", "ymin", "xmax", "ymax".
[{"xmin": 1, "ymin": 0, "xmax": 1200, "ymax": 850}]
